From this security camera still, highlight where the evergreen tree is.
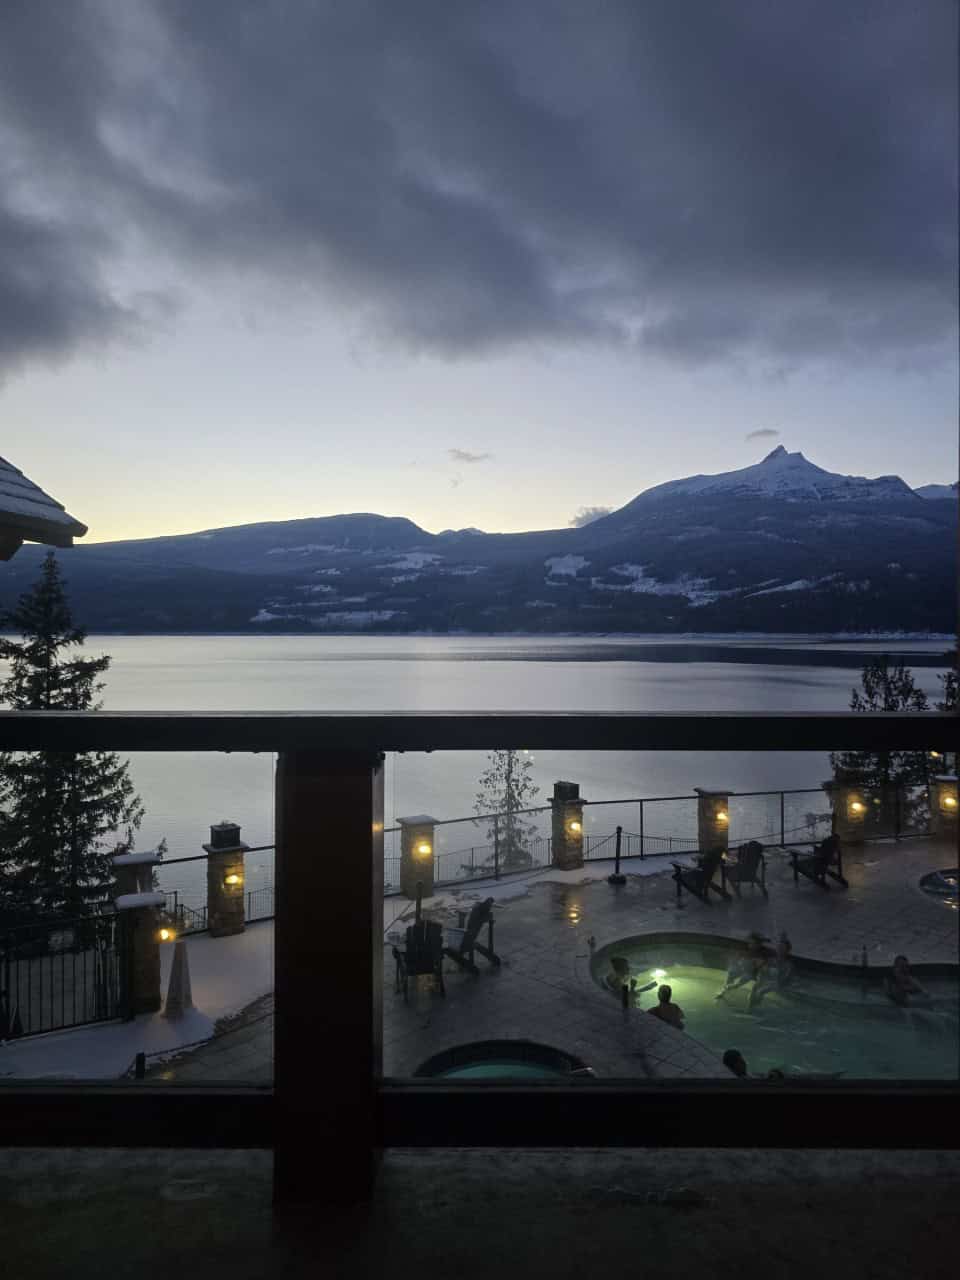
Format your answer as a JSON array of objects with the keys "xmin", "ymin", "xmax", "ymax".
[
  {"xmin": 474, "ymin": 749, "xmax": 540, "ymax": 871},
  {"xmin": 0, "ymin": 553, "xmax": 144, "ymax": 922},
  {"xmin": 830, "ymin": 655, "xmax": 930, "ymax": 833},
  {"xmin": 933, "ymin": 651, "xmax": 957, "ymax": 773}
]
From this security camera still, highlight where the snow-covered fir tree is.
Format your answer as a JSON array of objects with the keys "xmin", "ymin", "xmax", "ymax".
[
  {"xmin": 474, "ymin": 749, "xmax": 540, "ymax": 871},
  {"xmin": 0, "ymin": 553, "xmax": 144, "ymax": 922}
]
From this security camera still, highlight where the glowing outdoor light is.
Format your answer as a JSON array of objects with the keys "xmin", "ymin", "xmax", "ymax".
[
  {"xmin": 158, "ymin": 927, "xmax": 174, "ymax": 943},
  {"xmin": 568, "ymin": 819, "xmax": 582, "ymax": 834},
  {"xmin": 652, "ymin": 968, "xmax": 667, "ymax": 980},
  {"xmin": 944, "ymin": 795, "xmax": 958, "ymax": 809},
  {"xmin": 715, "ymin": 810, "xmax": 728, "ymax": 825},
  {"xmin": 223, "ymin": 872, "xmax": 242, "ymax": 887},
  {"xmin": 416, "ymin": 840, "xmax": 433, "ymax": 858},
  {"xmin": 849, "ymin": 800, "xmax": 866, "ymax": 815}
]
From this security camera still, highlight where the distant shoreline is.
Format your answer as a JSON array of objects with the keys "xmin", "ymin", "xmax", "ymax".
[{"xmin": 37, "ymin": 629, "xmax": 956, "ymax": 642}]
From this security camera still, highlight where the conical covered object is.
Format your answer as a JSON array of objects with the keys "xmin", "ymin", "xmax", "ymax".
[{"xmin": 163, "ymin": 940, "xmax": 194, "ymax": 1020}]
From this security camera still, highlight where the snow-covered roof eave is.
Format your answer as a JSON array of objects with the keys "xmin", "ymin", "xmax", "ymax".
[
  {"xmin": 0, "ymin": 454, "xmax": 88, "ymax": 561},
  {"xmin": 115, "ymin": 892, "xmax": 167, "ymax": 911}
]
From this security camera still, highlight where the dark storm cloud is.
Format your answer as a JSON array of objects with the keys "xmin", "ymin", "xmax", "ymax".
[
  {"xmin": 0, "ymin": 0, "xmax": 956, "ymax": 372},
  {"xmin": 745, "ymin": 429, "xmax": 780, "ymax": 443}
]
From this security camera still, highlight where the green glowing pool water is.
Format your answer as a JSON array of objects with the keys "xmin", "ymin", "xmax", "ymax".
[{"xmin": 596, "ymin": 939, "xmax": 959, "ymax": 1080}]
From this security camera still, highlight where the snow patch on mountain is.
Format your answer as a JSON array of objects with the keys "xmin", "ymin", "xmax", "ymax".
[
  {"xmin": 638, "ymin": 446, "xmax": 916, "ymax": 504},
  {"xmin": 746, "ymin": 578, "xmax": 819, "ymax": 597},
  {"xmin": 316, "ymin": 610, "xmax": 398, "ymax": 626},
  {"xmin": 266, "ymin": 542, "xmax": 340, "ymax": 555},
  {"xmin": 592, "ymin": 563, "xmax": 722, "ymax": 605},
  {"xmin": 385, "ymin": 552, "xmax": 443, "ymax": 570},
  {"xmin": 545, "ymin": 555, "xmax": 590, "ymax": 576},
  {"xmin": 250, "ymin": 609, "xmax": 285, "ymax": 623}
]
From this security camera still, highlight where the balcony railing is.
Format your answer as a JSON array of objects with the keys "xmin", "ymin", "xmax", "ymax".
[{"xmin": 0, "ymin": 708, "xmax": 955, "ymax": 1207}]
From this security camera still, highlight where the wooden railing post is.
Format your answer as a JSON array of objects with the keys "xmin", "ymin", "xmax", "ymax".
[{"xmin": 273, "ymin": 749, "xmax": 384, "ymax": 1207}]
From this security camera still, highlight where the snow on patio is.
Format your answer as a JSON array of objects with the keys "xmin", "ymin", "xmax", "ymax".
[{"xmin": 0, "ymin": 920, "xmax": 274, "ymax": 1081}]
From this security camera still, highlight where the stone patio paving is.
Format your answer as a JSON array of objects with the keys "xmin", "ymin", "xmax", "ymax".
[{"xmin": 149, "ymin": 834, "xmax": 957, "ymax": 1084}]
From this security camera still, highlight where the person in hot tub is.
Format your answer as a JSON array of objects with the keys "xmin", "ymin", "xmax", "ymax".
[
  {"xmin": 749, "ymin": 931, "xmax": 795, "ymax": 1011},
  {"xmin": 884, "ymin": 955, "xmax": 930, "ymax": 1007},
  {"xmin": 604, "ymin": 955, "xmax": 630, "ymax": 995},
  {"xmin": 647, "ymin": 983, "xmax": 685, "ymax": 1030},
  {"xmin": 715, "ymin": 931, "xmax": 769, "ymax": 1000}
]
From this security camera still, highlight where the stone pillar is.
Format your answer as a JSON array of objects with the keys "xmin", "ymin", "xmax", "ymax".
[
  {"xmin": 551, "ymin": 781, "xmax": 584, "ymax": 871},
  {"xmin": 203, "ymin": 821, "xmax": 249, "ymax": 938},
  {"xmin": 930, "ymin": 775, "xmax": 958, "ymax": 840},
  {"xmin": 695, "ymin": 789, "xmax": 730, "ymax": 855},
  {"xmin": 399, "ymin": 815, "xmax": 437, "ymax": 899},
  {"xmin": 823, "ymin": 776, "xmax": 867, "ymax": 844},
  {"xmin": 116, "ymin": 892, "xmax": 167, "ymax": 1015},
  {"xmin": 112, "ymin": 848, "xmax": 164, "ymax": 899}
]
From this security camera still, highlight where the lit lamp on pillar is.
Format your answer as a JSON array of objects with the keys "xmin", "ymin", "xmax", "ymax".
[
  {"xmin": 399, "ymin": 815, "xmax": 438, "ymax": 899},
  {"xmin": 931, "ymin": 775, "xmax": 959, "ymax": 839},
  {"xmin": 823, "ymin": 773, "xmax": 867, "ymax": 844},
  {"xmin": 204, "ymin": 821, "xmax": 249, "ymax": 938},
  {"xmin": 158, "ymin": 924, "xmax": 176, "ymax": 943},
  {"xmin": 695, "ymin": 789, "xmax": 730, "ymax": 856},
  {"xmin": 552, "ymin": 781, "xmax": 585, "ymax": 871}
]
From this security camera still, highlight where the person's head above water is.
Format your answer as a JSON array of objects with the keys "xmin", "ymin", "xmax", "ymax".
[
  {"xmin": 893, "ymin": 954, "xmax": 909, "ymax": 970},
  {"xmin": 657, "ymin": 984, "xmax": 673, "ymax": 1003},
  {"xmin": 722, "ymin": 1049, "xmax": 748, "ymax": 1077}
]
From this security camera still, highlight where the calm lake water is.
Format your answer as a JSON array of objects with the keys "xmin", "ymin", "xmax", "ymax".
[{"xmin": 73, "ymin": 634, "xmax": 950, "ymax": 912}]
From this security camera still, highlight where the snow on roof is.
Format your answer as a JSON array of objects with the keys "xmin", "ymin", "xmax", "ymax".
[
  {"xmin": 0, "ymin": 454, "xmax": 87, "ymax": 551},
  {"xmin": 113, "ymin": 850, "xmax": 164, "ymax": 866},
  {"xmin": 115, "ymin": 891, "xmax": 167, "ymax": 911}
]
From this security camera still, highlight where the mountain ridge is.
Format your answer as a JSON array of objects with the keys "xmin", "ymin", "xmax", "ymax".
[{"xmin": 1, "ymin": 448, "xmax": 955, "ymax": 634}]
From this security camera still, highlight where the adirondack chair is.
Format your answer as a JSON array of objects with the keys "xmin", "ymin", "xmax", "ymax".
[
  {"xmin": 443, "ymin": 897, "xmax": 501, "ymax": 976},
  {"xmin": 672, "ymin": 846, "xmax": 730, "ymax": 904},
  {"xmin": 392, "ymin": 884, "xmax": 445, "ymax": 1003},
  {"xmin": 724, "ymin": 840, "xmax": 768, "ymax": 897},
  {"xmin": 791, "ymin": 834, "xmax": 847, "ymax": 890}
]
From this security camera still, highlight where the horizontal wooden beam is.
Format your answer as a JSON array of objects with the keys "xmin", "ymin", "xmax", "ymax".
[
  {"xmin": 1, "ymin": 1082, "xmax": 956, "ymax": 1152},
  {"xmin": 379, "ymin": 1082, "xmax": 959, "ymax": 1149},
  {"xmin": 0, "ymin": 710, "xmax": 953, "ymax": 752}
]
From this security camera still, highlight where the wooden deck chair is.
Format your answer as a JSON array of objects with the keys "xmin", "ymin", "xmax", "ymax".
[
  {"xmin": 443, "ymin": 897, "xmax": 501, "ymax": 976},
  {"xmin": 672, "ymin": 847, "xmax": 730, "ymax": 904},
  {"xmin": 392, "ymin": 883, "xmax": 445, "ymax": 1002},
  {"xmin": 724, "ymin": 841, "xmax": 768, "ymax": 897},
  {"xmin": 791, "ymin": 834, "xmax": 848, "ymax": 890}
]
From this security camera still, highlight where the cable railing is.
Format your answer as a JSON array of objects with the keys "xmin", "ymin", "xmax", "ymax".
[{"xmin": 156, "ymin": 778, "xmax": 942, "ymax": 919}]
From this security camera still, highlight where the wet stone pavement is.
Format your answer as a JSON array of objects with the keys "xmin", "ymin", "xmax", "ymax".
[{"xmin": 150, "ymin": 835, "xmax": 958, "ymax": 1084}]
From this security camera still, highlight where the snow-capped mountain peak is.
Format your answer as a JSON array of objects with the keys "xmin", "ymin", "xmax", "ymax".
[{"xmin": 635, "ymin": 446, "xmax": 916, "ymax": 504}]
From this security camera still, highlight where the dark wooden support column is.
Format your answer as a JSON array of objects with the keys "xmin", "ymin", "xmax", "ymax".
[{"xmin": 273, "ymin": 749, "xmax": 384, "ymax": 1206}]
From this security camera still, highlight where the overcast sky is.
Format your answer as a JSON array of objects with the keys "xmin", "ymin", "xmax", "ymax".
[{"xmin": 2, "ymin": 1, "xmax": 956, "ymax": 542}]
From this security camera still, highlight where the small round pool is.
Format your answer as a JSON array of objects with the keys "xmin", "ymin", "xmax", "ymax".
[
  {"xmin": 593, "ymin": 933, "xmax": 959, "ymax": 1080},
  {"xmin": 920, "ymin": 868, "xmax": 959, "ymax": 906},
  {"xmin": 414, "ymin": 1039, "xmax": 590, "ymax": 1079}
]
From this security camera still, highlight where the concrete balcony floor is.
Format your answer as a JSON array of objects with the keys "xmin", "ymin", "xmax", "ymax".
[{"xmin": 1, "ymin": 1147, "xmax": 957, "ymax": 1280}]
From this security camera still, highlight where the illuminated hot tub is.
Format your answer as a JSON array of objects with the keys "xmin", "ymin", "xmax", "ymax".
[{"xmin": 414, "ymin": 1039, "xmax": 591, "ymax": 1079}]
